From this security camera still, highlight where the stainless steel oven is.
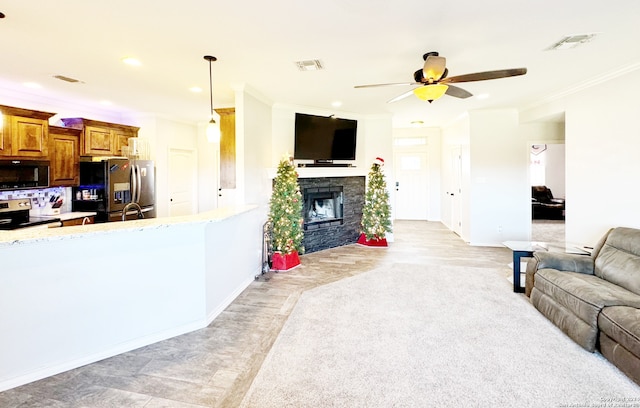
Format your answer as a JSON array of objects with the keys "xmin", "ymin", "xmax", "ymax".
[
  {"xmin": 0, "ymin": 160, "xmax": 50, "ymax": 190},
  {"xmin": 0, "ymin": 198, "xmax": 61, "ymax": 230}
]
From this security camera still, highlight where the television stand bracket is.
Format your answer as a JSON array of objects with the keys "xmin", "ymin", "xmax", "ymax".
[{"xmin": 298, "ymin": 162, "xmax": 353, "ymax": 168}]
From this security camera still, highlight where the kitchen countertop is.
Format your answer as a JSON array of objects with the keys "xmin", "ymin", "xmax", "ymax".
[
  {"xmin": 0, "ymin": 205, "xmax": 260, "ymax": 246},
  {"xmin": 41, "ymin": 211, "xmax": 98, "ymax": 222}
]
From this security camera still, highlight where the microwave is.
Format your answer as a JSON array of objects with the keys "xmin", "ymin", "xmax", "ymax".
[{"xmin": 0, "ymin": 160, "xmax": 50, "ymax": 190}]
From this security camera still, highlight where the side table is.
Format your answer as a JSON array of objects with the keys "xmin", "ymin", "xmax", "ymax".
[{"xmin": 502, "ymin": 241, "xmax": 590, "ymax": 293}]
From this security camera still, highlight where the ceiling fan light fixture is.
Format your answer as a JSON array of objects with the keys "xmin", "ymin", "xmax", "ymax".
[{"xmin": 413, "ymin": 84, "xmax": 448, "ymax": 102}]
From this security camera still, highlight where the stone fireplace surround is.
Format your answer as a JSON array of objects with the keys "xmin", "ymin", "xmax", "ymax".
[{"xmin": 297, "ymin": 176, "xmax": 365, "ymax": 254}]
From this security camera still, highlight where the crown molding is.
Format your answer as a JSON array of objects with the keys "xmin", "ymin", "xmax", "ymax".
[{"xmin": 521, "ymin": 61, "xmax": 640, "ymax": 112}]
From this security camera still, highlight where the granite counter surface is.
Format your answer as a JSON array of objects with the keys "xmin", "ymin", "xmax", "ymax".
[{"xmin": 0, "ymin": 205, "xmax": 259, "ymax": 246}]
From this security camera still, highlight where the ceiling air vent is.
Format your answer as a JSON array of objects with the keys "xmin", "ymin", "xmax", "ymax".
[
  {"xmin": 546, "ymin": 34, "xmax": 598, "ymax": 51},
  {"xmin": 53, "ymin": 74, "xmax": 83, "ymax": 83},
  {"xmin": 295, "ymin": 59, "xmax": 324, "ymax": 71}
]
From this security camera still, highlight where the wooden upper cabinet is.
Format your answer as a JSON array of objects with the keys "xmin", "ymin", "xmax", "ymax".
[
  {"xmin": 112, "ymin": 127, "xmax": 137, "ymax": 156},
  {"xmin": 215, "ymin": 108, "xmax": 236, "ymax": 189},
  {"xmin": 0, "ymin": 104, "xmax": 55, "ymax": 159},
  {"xmin": 49, "ymin": 126, "xmax": 81, "ymax": 187},
  {"xmin": 0, "ymin": 113, "xmax": 9, "ymax": 156},
  {"xmin": 84, "ymin": 125, "xmax": 113, "ymax": 156},
  {"xmin": 60, "ymin": 118, "xmax": 139, "ymax": 157}
]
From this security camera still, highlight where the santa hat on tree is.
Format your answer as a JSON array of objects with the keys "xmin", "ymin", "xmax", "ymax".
[{"xmin": 374, "ymin": 157, "xmax": 384, "ymax": 166}]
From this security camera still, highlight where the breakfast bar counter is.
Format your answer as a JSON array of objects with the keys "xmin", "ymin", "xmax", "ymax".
[{"xmin": 0, "ymin": 205, "xmax": 264, "ymax": 391}]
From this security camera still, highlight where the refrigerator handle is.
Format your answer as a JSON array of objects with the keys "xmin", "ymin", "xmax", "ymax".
[
  {"xmin": 136, "ymin": 164, "xmax": 142, "ymax": 203},
  {"xmin": 131, "ymin": 164, "xmax": 138, "ymax": 204}
]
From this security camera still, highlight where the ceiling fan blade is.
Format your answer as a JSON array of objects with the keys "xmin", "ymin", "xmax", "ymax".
[
  {"xmin": 387, "ymin": 89, "xmax": 416, "ymax": 103},
  {"xmin": 355, "ymin": 82, "xmax": 420, "ymax": 88},
  {"xmin": 445, "ymin": 85, "xmax": 473, "ymax": 99},
  {"xmin": 441, "ymin": 68, "xmax": 527, "ymax": 84},
  {"xmin": 422, "ymin": 56, "xmax": 447, "ymax": 82}
]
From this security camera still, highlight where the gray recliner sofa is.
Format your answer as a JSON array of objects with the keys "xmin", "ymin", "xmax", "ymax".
[{"xmin": 525, "ymin": 227, "xmax": 640, "ymax": 384}]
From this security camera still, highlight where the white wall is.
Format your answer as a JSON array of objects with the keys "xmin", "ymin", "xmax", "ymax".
[
  {"xmin": 468, "ymin": 109, "xmax": 529, "ymax": 245},
  {"xmin": 239, "ymin": 88, "xmax": 273, "ymax": 207}
]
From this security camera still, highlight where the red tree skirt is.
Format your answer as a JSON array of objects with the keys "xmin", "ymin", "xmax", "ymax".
[
  {"xmin": 271, "ymin": 251, "xmax": 301, "ymax": 271},
  {"xmin": 357, "ymin": 233, "xmax": 388, "ymax": 247}
]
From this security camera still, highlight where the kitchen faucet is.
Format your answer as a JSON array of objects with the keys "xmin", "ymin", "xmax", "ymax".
[{"xmin": 121, "ymin": 202, "xmax": 144, "ymax": 221}]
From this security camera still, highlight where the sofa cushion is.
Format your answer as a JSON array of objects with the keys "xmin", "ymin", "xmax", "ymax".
[
  {"xmin": 534, "ymin": 269, "xmax": 640, "ymax": 328},
  {"xmin": 599, "ymin": 306, "xmax": 640, "ymax": 358},
  {"xmin": 595, "ymin": 227, "xmax": 640, "ymax": 296},
  {"xmin": 530, "ymin": 288, "xmax": 599, "ymax": 351},
  {"xmin": 599, "ymin": 332, "xmax": 640, "ymax": 385}
]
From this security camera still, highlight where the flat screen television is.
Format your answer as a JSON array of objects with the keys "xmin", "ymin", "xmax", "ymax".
[{"xmin": 294, "ymin": 113, "xmax": 357, "ymax": 161}]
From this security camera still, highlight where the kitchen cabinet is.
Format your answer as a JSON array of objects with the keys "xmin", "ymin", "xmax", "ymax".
[
  {"xmin": 49, "ymin": 126, "xmax": 81, "ymax": 186},
  {"xmin": 60, "ymin": 117, "xmax": 139, "ymax": 157},
  {"xmin": 0, "ymin": 104, "xmax": 55, "ymax": 159},
  {"xmin": 215, "ymin": 108, "xmax": 236, "ymax": 189}
]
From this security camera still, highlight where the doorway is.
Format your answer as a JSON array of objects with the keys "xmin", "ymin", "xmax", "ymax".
[
  {"xmin": 393, "ymin": 151, "xmax": 428, "ymax": 220},
  {"xmin": 450, "ymin": 146, "xmax": 462, "ymax": 237},
  {"xmin": 530, "ymin": 142, "xmax": 565, "ymax": 242},
  {"xmin": 392, "ymin": 136, "xmax": 429, "ymax": 220},
  {"xmin": 168, "ymin": 148, "xmax": 197, "ymax": 216}
]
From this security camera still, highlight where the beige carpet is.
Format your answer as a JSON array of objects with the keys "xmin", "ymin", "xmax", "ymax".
[
  {"xmin": 241, "ymin": 263, "xmax": 640, "ymax": 407},
  {"xmin": 532, "ymin": 220, "xmax": 565, "ymax": 242}
]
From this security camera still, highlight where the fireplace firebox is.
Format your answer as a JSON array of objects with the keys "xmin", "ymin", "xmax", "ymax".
[{"xmin": 304, "ymin": 187, "xmax": 343, "ymax": 230}]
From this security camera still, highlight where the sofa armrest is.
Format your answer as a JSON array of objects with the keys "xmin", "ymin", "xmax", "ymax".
[
  {"xmin": 533, "ymin": 251, "xmax": 594, "ymax": 273},
  {"xmin": 524, "ymin": 252, "xmax": 595, "ymax": 296}
]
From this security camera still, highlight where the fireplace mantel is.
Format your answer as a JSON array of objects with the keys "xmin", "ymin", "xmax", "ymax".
[{"xmin": 267, "ymin": 166, "xmax": 367, "ymax": 179}]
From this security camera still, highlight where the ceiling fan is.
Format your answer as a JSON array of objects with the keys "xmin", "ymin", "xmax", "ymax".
[{"xmin": 355, "ymin": 51, "xmax": 527, "ymax": 103}]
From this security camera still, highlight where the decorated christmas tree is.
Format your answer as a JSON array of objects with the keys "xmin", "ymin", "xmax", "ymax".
[
  {"xmin": 359, "ymin": 157, "xmax": 392, "ymax": 244},
  {"xmin": 268, "ymin": 155, "xmax": 304, "ymax": 263}
]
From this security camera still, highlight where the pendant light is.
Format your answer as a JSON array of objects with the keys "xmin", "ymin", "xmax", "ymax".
[{"xmin": 204, "ymin": 55, "xmax": 220, "ymax": 143}]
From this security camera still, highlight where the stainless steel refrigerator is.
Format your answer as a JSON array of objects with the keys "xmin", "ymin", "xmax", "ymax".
[{"xmin": 73, "ymin": 158, "xmax": 156, "ymax": 222}]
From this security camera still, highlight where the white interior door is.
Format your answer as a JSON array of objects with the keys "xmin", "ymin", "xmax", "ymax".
[
  {"xmin": 215, "ymin": 147, "xmax": 237, "ymax": 208},
  {"xmin": 451, "ymin": 147, "xmax": 462, "ymax": 236},
  {"xmin": 168, "ymin": 148, "xmax": 197, "ymax": 216},
  {"xmin": 394, "ymin": 151, "xmax": 428, "ymax": 220}
]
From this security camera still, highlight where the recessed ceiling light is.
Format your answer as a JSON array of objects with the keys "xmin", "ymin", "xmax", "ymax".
[
  {"xmin": 295, "ymin": 59, "xmax": 323, "ymax": 71},
  {"xmin": 546, "ymin": 33, "xmax": 598, "ymax": 51},
  {"xmin": 476, "ymin": 93, "xmax": 490, "ymax": 100},
  {"xmin": 189, "ymin": 86, "xmax": 203, "ymax": 93},
  {"xmin": 23, "ymin": 82, "xmax": 42, "ymax": 89},
  {"xmin": 122, "ymin": 57, "xmax": 142, "ymax": 66},
  {"xmin": 331, "ymin": 101, "xmax": 342, "ymax": 107}
]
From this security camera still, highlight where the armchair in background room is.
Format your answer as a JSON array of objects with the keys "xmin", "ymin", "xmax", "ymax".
[{"xmin": 532, "ymin": 185, "xmax": 565, "ymax": 220}]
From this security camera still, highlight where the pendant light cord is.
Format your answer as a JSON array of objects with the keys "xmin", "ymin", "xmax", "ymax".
[
  {"xmin": 208, "ymin": 58, "xmax": 214, "ymax": 118},
  {"xmin": 204, "ymin": 55, "xmax": 217, "ymax": 120}
]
